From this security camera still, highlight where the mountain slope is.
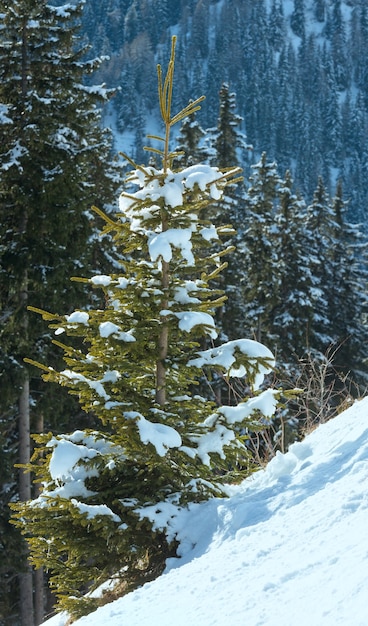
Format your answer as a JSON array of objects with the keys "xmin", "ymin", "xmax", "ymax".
[
  {"xmin": 82, "ymin": 0, "xmax": 368, "ymax": 221},
  {"xmin": 45, "ymin": 396, "xmax": 368, "ymax": 626}
]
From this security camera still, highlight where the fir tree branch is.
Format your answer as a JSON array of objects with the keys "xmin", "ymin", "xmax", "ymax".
[{"xmin": 91, "ymin": 205, "xmax": 118, "ymax": 227}]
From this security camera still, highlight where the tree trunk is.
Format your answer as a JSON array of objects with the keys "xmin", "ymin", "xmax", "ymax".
[
  {"xmin": 156, "ymin": 259, "xmax": 169, "ymax": 407},
  {"xmin": 34, "ymin": 567, "xmax": 44, "ymax": 626},
  {"xmin": 17, "ymin": 121, "xmax": 34, "ymax": 621},
  {"xmin": 155, "ymin": 172, "xmax": 170, "ymax": 406},
  {"xmin": 18, "ymin": 7, "xmax": 33, "ymax": 599},
  {"xmin": 156, "ymin": 320, "xmax": 169, "ymax": 406},
  {"xmin": 18, "ymin": 376, "xmax": 31, "ymax": 502},
  {"xmin": 34, "ymin": 413, "xmax": 45, "ymax": 625},
  {"xmin": 18, "ymin": 375, "xmax": 34, "ymax": 626},
  {"xmin": 257, "ymin": 315, "xmax": 262, "ymax": 343}
]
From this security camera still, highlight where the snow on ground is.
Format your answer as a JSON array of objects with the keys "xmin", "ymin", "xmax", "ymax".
[{"xmin": 44, "ymin": 397, "xmax": 368, "ymax": 626}]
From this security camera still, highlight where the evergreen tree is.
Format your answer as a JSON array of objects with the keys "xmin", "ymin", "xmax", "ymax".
[
  {"xmin": 12, "ymin": 38, "xmax": 278, "ymax": 621},
  {"xmin": 303, "ymin": 177, "xmax": 336, "ymax": 352},
  {"xmin": 206, "ymin": 85, "xmax": 250, "ymax": 341},
  {"xmin": 216, "ymin": 0, "xmax": 243, "ymax": 86},
  {"xmin": 323, "ymin": 181, "xmax": 368, "ymax": 383},
  {"xmin": 235, "ymin": 163, "xmax": 317, "ymax": 363},
  {"xmin": 174, "ymin": 108, "xmax": 209, "ymax": 167},
  {"xmin": 206, "ymin": 83, "xmax": 250, "ymax": 219},
  {"xmin": 329, "ymin": 0, "xmax": 349, "ymax": 90},
  {"xmin": 313, "ymin": 0, "xmax": 325, "ymax": 23},
  {"xmin": 130, "ymin": 31, "xmax": 157, "ymax": 112},
  {"xmin": 268, "ymin": 0, "xmax": 285, "ymax": 53},
  {"xmin": 197, "ymin": 83, "xmax": 246, "ymax": 307},
  {"xmin": 0, "ymin": 1, "xmax": 117, "ymax": 622},
  {"xmin": 274, "ymin": 43, "xmax": 296, "ymax": 170},
  {"xmin": 210, "ymin": 83, "xmax": 250, "ymax": 170},
  {"xmin": 117, "ymin": 65, "xmax": 139, "ymax": 131},
  {"xmin": 204, "ymin": 46, "xmax": 224, "ymax": 128},
  {"xmin": 235, "ymin": 153, "xmax": 282, "ymax": 344},
  {"xmin": 351, "ymin": 5, "xmax": 368, "ymax": 108},
  {"xmin": 191, "ymin": 0, "xmax": 210, "ymax": 59},
  {"xmin": 290, "ymin": 0, "xmax": 305, "ymax": 39},
  {"xmin": 123, "ymin": 0, "xmax": 142, "ymax": 43},
  {"xmin": 271, "ymin": 171, "xmax": 314, "ymax": 361}
]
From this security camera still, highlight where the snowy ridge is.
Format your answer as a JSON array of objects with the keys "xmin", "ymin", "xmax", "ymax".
[{"xmin": 45, "ymin": 397, "xmax": 368, "ymax": 626}]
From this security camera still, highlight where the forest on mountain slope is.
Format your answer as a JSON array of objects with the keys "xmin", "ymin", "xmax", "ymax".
[{"xmin": 81, "ymin": 0, "xmax": 368, "ymax": 223}]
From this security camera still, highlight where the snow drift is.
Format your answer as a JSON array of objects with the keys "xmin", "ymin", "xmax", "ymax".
[{"xmin": 45, "ymin": 397, "xmax": 368, "ymax": 626}]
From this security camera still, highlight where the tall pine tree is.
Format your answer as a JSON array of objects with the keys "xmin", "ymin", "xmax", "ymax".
[
  {"xmin": 206, "ymin": 85, "xmax": 250, "ymax": 340},
  {"xmin": 0, "ymin": 1, "xmax": 117, "ymax": 623},
  {"xmin": 271, "ymin": 170, "xmax": 315, "ymax": 362},
  {"xmin": 174, "ymin": 107, "xmax": 209, "ymax": 167},
  {"xmin": 235, "ymin": 153, "xmax": 282, "ymax": 344},
  {"xmin": 321, "ymin": 181, "xmax": 368, "ymax": 383}
]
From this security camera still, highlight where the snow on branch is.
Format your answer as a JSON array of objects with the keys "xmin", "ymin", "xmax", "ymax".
[{"xmin": 188, "ymin": 339, "xmax": 275, "ymax": 389}]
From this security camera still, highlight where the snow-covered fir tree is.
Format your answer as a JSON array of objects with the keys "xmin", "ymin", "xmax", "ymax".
[
  {"xmin": 235, "ymin": 153, "xmax": 282, "ymax": 344},
  {"xmin": 205, "ymin": 84, "xmax": 251, "ymax": 342},
  {"xmin": 208, "ymin": 83, "xmax": 250, "ymax": 170},
  {"xmin": 174, "ymin": 108, "xmax": 209, "ymax": 167},
  {"xmin": 12, "ymin": 38, "xmax": 279, "ymax": 620},
  {"xmin": 306, "ymin": 179, "xmax": 368, "ymax": 382},
  {"xmin": 271, "ymin": 170, "xmax": 316, "ymax": 362},
  {"xmin": 303, "ymin": 177, "xmax": 337, "ymax": 351}
]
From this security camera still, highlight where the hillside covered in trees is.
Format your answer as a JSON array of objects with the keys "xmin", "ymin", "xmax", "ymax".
[{"xmin": 82, "ymin": 0, "xmax": 368, "ymax": 222}]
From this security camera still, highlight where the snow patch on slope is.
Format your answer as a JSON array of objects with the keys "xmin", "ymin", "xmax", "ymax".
[{"xmin": 44, "ymin": 397, "xmax": 368, "ymax": 626}]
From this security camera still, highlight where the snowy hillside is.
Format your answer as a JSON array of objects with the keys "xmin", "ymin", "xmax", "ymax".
[{"xmin": 45, "ymin": 397, "xmax": 368, "ymax": 626}]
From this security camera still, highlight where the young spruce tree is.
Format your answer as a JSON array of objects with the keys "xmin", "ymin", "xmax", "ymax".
[{"xmin": 12, "ymin": 38, "xmax": 278, "ymax": 620}]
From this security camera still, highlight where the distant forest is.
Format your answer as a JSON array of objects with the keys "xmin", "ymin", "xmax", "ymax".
[{"xmin": 80, "ymin": 0, "xmax": 368, "ymax": 223}]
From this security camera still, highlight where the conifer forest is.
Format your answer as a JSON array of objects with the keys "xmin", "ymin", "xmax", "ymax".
[{"xmin": 1, "ymin": 1, "xmax": 368, "ymax": 624}]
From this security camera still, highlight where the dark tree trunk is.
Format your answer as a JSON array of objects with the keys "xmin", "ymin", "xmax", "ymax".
[{"xmin": 18, "ymin": 375, "xmax": 34, "ymax": 626}]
